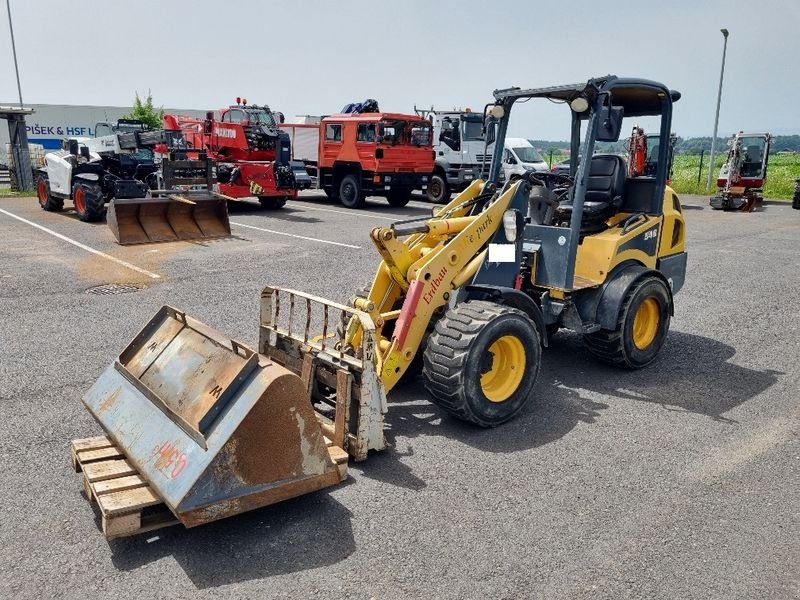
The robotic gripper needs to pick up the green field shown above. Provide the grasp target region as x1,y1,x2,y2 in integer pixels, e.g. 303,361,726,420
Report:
670,153,800,199
545,152,800,199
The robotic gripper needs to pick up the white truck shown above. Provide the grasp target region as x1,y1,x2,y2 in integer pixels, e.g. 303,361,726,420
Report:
415,107,490,203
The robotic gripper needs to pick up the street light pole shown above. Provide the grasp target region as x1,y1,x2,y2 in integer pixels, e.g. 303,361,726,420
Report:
5,0,23,107
707,28,729,188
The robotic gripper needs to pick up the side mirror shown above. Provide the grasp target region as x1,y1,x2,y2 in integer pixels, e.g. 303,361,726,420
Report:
596,106,625,142
68,139,79,156
505,152,517,165
80,146,90,160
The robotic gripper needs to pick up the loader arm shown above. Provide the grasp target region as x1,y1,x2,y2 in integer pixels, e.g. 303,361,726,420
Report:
349,179,522,393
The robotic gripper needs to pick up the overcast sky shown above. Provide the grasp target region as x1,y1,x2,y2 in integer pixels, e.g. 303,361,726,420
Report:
1,0,797,139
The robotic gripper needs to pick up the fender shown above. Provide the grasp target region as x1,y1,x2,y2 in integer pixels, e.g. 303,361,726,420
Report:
592,262,674,331
462,284,549,347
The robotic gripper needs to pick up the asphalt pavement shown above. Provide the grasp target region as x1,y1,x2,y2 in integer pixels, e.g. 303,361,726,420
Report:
0,191,797,599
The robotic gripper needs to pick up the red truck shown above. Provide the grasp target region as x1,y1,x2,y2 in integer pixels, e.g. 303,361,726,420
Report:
282,111,434,209
164,99,310,208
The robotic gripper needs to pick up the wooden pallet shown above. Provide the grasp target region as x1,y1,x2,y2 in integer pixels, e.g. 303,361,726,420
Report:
71,435,349,540
71,436,179,540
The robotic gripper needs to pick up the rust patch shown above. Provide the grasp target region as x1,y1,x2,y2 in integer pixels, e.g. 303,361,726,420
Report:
96,388,121,415
226,372,332,486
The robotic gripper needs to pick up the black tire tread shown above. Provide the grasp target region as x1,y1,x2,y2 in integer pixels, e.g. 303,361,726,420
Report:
74,181,106,222
423,300,536,426
583,275,667,368
259,196,287,209
37,173,64,212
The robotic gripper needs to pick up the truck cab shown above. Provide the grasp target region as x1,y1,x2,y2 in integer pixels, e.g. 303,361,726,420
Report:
501,137,549,179
417,107,488,203
318,112,434,209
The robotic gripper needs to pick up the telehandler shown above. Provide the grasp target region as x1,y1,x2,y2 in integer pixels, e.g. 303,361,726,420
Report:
72,76,687,538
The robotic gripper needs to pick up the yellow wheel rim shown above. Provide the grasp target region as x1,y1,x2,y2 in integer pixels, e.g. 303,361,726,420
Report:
480,335,526,403
632,297,660,350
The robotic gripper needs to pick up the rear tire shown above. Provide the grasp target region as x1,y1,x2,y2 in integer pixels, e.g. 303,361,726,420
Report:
423,300,541,427
37,173,63,212
386,187,411,208
259,196,287,209
584,275,671,368
72,181,106,222
339,174,365,209
426,174,450,204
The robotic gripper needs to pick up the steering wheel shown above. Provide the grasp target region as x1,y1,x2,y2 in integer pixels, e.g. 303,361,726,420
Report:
523,170,574,188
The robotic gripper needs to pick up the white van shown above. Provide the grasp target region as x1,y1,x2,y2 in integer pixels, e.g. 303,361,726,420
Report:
502,138,549,179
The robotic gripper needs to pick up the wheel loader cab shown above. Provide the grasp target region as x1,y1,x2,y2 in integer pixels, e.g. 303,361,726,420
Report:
480,76,687,364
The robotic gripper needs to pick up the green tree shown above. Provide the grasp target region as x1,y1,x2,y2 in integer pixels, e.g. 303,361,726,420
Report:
121,91,164,129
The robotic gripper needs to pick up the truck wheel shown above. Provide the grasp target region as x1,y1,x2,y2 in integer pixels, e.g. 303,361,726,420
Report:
339,175,365,209
584,275,671,368
423,300,541,427
37,173,63,212
72,181,106,222
426,174,450,204
386,188,411,208
259,196,287,209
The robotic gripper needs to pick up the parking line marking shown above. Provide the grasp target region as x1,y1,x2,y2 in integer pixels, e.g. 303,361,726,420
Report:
0,208,162,279
230,221,361,248
291,204,409,221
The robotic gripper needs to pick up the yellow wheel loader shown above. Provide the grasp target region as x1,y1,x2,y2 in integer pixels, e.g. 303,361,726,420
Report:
73,76,687,538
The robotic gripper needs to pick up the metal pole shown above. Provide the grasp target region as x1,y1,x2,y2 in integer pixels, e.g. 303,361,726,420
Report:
707,28,729,188
698,149,704,184
5,0,23,107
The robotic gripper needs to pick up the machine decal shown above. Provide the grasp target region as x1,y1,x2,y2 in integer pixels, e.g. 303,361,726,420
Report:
422,266,449,305
619,225,660,256
153,441,188,479
249,181,264,195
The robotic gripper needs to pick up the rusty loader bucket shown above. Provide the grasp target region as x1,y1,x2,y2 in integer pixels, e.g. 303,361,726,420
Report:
82,306,345,529
106,192,231,245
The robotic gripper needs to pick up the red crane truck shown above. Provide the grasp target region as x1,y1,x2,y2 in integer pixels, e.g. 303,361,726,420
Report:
164,99,310,209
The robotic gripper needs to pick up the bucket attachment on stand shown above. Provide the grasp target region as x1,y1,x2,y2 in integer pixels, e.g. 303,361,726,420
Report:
106,193,231,245
82,306,345,529
258,286,389,461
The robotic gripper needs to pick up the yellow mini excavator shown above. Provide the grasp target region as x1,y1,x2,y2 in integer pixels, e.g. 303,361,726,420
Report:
73,76,686,538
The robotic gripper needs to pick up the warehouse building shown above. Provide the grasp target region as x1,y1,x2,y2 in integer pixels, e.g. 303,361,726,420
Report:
0,102,207,150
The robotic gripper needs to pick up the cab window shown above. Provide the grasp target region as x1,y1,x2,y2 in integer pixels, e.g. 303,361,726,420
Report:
222,109,246,123
325,123,342,142
356,123,375,142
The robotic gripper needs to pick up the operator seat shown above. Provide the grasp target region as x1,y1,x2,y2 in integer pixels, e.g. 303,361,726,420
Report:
557,154,626,232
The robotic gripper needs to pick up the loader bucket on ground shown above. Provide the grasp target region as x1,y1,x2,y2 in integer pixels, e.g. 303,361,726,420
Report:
82,306,345,528
107,193,231,245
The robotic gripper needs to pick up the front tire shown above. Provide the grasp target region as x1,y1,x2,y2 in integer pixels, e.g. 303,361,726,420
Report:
37,173,63,212
584,275,671,368
339,174,365,209
423,300,541,427
72,181,106,222
426,174,450,204
259,196,287,209
386,187,411,208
